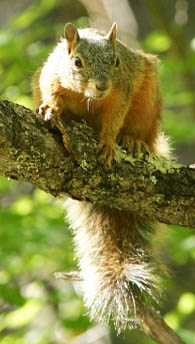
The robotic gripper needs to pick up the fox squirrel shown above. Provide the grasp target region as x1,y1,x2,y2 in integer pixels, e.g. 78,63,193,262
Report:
32,23,170,332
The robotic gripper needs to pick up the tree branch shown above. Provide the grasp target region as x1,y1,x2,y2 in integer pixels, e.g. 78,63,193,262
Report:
0,99,195,228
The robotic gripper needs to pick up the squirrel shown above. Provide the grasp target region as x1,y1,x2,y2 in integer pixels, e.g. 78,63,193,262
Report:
32,22,170,332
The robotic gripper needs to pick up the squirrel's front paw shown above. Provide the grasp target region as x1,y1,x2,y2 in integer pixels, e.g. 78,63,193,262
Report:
38,103,58,121
98,140,116,166
121,135,150,158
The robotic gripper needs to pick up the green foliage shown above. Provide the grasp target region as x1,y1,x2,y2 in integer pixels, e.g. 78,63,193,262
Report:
0,0,194,343
0,0,72,109
0,184,90,343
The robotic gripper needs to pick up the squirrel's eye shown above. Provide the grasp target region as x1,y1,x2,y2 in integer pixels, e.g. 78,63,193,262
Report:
75,56,83,67
115,57,120,67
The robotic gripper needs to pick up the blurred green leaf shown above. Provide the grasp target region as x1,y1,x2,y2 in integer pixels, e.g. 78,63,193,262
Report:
143,31,172,52
177,293,195,315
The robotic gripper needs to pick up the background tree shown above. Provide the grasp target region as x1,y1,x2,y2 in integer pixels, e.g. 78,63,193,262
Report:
0,1,194,343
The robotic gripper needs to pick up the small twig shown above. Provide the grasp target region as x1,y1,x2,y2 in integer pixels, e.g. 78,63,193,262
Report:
54,271,82,281
54,270,185,344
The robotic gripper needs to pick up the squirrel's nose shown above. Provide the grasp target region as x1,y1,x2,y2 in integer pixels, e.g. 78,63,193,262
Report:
95,80,109,92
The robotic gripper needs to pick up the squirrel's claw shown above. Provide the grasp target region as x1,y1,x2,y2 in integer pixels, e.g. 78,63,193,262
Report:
121,135,133,153
38,104,71,153
98,141,116,166
38,103,58,121
121,135,150,158
134,139,150,158
39,103,50,120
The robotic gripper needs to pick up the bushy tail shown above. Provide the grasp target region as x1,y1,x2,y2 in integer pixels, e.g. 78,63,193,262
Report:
65,198,162,332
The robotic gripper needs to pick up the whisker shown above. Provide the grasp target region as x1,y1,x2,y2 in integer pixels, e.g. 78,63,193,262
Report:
91,98,94,115
81,97,87,103
87,98,90,112
90,98,94,115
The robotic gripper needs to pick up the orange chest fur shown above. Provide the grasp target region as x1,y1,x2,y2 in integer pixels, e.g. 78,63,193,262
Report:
60,90,118,132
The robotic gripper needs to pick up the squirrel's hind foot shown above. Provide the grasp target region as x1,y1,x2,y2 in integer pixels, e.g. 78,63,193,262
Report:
121,135,150,158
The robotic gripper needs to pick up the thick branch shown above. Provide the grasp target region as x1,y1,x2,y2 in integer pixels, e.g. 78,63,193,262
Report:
0,100,195,227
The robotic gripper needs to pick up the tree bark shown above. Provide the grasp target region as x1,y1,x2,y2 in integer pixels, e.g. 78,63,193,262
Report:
0,100,195,228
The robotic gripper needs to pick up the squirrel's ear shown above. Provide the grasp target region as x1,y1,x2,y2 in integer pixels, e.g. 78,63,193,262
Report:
64,23,80,53
106,22,117,45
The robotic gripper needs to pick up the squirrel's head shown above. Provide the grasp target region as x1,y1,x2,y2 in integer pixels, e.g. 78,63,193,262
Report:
63,22,120,99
